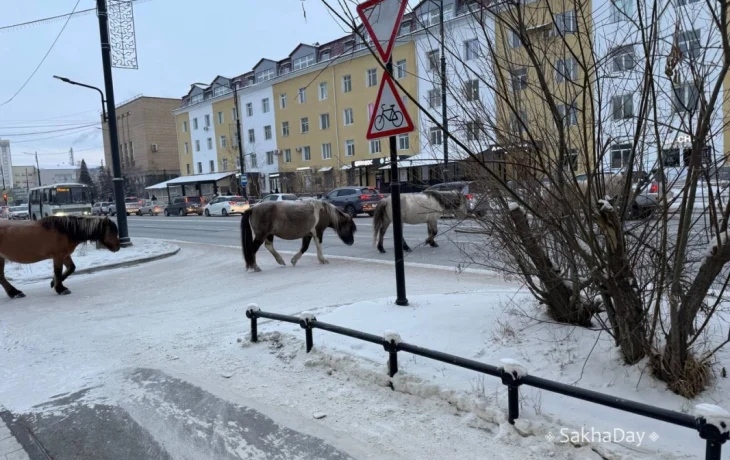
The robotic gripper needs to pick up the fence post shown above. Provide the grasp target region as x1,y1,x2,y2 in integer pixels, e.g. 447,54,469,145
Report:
299,312,316,353
383,331,402,378
499,359,528,425
245,304,260,342
695,405,730,460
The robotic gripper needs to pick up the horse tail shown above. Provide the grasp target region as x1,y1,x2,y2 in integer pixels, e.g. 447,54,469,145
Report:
372,199,388,246
241,209,256,270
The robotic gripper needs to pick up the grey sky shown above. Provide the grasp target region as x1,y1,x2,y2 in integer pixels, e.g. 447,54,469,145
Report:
0,0,352,168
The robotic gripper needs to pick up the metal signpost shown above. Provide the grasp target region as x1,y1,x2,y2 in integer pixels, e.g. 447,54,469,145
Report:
357,0,413,306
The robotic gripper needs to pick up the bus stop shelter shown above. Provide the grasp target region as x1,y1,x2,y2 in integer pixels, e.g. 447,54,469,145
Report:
146,172,237,203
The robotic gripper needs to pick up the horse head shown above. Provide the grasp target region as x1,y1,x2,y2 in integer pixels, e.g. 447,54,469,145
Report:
334,208,357,246
100,217,121,252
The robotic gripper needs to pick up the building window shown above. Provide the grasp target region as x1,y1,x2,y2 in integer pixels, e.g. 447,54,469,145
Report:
222,158,229,170
320,49,331,61
369,139,381,154
429,127,443,145
319,82,328,100
396,60,407,79
267,151,275,165
191,94,203,104
679,30,701,60
246,102,253,116
342,75,352,93
301,117,309,133
464,39,479,60
322,143,332,160
251,153,258,168
298,88,307,103
564,149,578,171
509,30,521,49
204,114,210,127
193,118,199,130
236,157,241,168
398,134,409,150
195,140,200,152
464,80,479,102
182,121,188,132
611,46,635,72
554,11,577,35
264,125,272,140
557,104,578,126
677,0,700,5
209,160,215,172
197,162,203,173
673,82,700,112
320,113,330,130
556,58,578,82
184,142,189,153
293,53,315,70
510,111,528,134
217,111,224,124
279,64,291,75
399,21,411,36
248,129,255,143
345,140,355,156
367,68,378,87
611,142,632,169
284,149,292,163
186,164,191,175
428,88,441,108
611,0,633,22
262,98,270,113
280,93,287,109
344,108,354,125
207,138,213,149
302,146,311,161
612,95,633,120
220,135,227,148
466,120,482,141
427,50,439,70
663,148,681,167
282,121,290,137
512,68,528,91
232,107,238,120
256,68,275,83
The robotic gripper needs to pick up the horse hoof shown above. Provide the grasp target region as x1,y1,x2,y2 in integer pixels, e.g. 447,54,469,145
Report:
58,289,71,296
378,249,386,254
291,259,298,267
277,260,286,266
253,267,262,273
319,259,330,265
11,292,25,299
50,280,55,288
432,243,439,248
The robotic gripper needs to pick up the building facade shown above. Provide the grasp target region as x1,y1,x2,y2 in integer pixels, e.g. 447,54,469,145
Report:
39,167,78,185
0,139,14,190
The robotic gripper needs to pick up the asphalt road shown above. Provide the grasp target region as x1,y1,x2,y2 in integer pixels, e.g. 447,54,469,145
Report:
121,214,485,269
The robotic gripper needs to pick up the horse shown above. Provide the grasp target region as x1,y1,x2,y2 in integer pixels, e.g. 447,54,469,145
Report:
0,216,121,298
373,190,467,253
240,200,356,272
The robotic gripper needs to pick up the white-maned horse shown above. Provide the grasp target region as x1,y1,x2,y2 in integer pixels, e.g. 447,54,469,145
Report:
372,190,467,253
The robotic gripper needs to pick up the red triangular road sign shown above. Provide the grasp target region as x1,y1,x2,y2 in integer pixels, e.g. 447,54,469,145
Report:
356,0,409,62
366,73,414,140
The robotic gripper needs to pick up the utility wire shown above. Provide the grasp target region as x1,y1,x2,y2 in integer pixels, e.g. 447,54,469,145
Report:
0,0,82,108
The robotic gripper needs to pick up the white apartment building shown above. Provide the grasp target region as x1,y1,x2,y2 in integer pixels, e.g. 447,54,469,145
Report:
239,82,281,193
0,139,14,190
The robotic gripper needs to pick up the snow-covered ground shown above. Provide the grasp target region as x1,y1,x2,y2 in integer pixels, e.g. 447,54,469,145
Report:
5,237,179,283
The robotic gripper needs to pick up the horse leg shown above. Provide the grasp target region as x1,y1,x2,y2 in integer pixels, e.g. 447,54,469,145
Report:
291,235,312,266
50,255,76,288
426,219,439,248
402,223,412,252
52,256,71,295
250,237,264,272
377,218,390,254
312,230,329,265
0,258,24,299
264,235,286,266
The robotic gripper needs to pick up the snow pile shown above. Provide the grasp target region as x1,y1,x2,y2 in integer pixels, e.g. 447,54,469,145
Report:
508,202,521,212
246,303,260,314
695,404,730,434
705,232,728,257
300,311,316,322
597,199,614,212
383,330,402,345
6,237,178,283
500,358,528,379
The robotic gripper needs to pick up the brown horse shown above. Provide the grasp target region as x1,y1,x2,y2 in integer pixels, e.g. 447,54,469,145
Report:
0,216,121,298
240,200,356,272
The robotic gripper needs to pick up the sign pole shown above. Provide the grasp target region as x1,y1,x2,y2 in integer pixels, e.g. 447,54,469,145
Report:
385,59,408,306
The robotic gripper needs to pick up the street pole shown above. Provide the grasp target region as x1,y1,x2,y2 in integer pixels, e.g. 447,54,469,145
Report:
233,86,246,197
386,58,408,306
96,0,131,247
35,152,41,186
439,0,449,183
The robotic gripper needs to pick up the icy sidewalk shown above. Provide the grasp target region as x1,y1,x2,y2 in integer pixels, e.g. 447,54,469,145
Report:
6,237,179,283
263,289,730,459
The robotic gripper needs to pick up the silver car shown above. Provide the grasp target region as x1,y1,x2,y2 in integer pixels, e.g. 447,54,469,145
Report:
138,200,164,216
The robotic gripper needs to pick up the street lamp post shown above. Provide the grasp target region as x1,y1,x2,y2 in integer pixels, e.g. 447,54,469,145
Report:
438,0,449,183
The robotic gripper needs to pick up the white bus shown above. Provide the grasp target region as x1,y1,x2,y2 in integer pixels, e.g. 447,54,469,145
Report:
28,183,93,220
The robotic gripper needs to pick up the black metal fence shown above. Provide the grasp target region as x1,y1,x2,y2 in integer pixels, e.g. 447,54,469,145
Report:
245,306,730,460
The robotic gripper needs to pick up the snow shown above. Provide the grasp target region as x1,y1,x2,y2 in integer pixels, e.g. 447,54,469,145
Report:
508,202,521,212
246,303,260,314
597,199,614,212
383,330,402,345
300,311,316,322
695,404,730,434
5,237,178,283
706,232,728,257
500,358,528,379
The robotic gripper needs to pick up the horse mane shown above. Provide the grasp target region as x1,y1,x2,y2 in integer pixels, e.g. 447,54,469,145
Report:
39,216,110,243
423,190,462,210
316,201,347,229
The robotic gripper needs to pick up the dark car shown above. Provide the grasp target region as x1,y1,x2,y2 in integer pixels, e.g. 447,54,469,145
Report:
425,181,487,216
322,187,384,217
164,196,204,216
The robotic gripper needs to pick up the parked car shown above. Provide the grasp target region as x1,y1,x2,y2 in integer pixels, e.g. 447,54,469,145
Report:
138,200,164,216
164,196,204,216
255,193,299,205
574,171,671,219
110,197,142,216
424,181,486,216
8,206,29,220
92,201,113,216
322,187,384,217
204,196,249,217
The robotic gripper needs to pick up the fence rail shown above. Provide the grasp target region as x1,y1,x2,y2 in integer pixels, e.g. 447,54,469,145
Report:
245,306,729,460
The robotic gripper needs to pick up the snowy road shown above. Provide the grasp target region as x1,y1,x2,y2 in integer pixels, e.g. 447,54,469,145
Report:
1,242,528,460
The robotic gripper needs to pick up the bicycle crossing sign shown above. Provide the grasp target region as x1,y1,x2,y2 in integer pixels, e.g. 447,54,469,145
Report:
366,73,414,140
356,0,409,62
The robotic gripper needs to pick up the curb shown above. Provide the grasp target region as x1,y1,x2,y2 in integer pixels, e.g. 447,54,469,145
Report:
454,227,487,234
12,247,181,284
